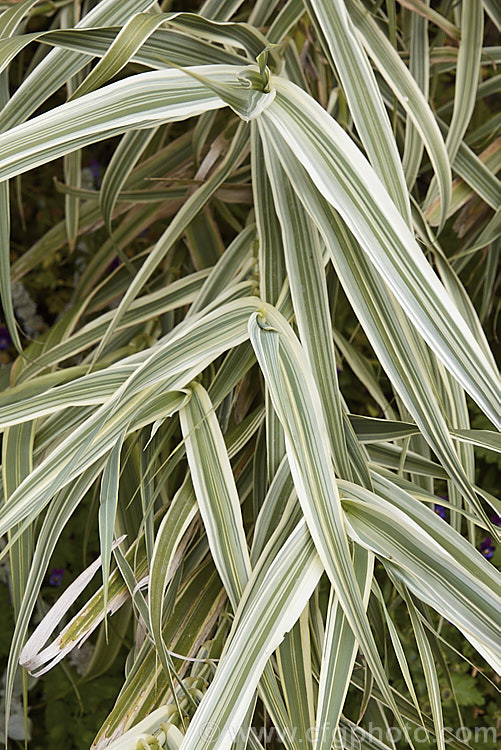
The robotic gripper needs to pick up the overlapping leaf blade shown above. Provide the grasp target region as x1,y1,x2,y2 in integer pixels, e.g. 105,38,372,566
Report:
0,1,498,747
260,81,499,426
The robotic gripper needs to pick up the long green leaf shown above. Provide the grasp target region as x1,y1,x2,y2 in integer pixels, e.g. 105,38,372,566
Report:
260,143,488,520
99,428,127,620
260,82,499,425
346,0,451,229
340,481,500,671
0,66,245,182
314,546,373,749
304,0,412,224
180,382,251,609
249,305,411,737
0,0,157,131
259,131,352,480
182,520,323,750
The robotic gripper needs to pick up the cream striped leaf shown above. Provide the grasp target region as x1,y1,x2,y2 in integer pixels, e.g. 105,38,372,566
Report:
259,144,488,520
99,427,127,619
182,520,323,750
0,66,245,182
304,0,412,224
260,83,500,426
249,306,411,735
346,0,451,229
314,546,373,749
180,382,251,610
340,481,500,671
0,0,157,131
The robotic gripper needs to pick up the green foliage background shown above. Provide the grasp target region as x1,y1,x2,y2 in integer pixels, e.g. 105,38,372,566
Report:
0,0,499,748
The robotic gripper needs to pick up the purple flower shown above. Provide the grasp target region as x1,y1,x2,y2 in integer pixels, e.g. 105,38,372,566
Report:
109,255,120,271
434,504,447,520
88,158,101,187
49,568,65,587
491,514,501,528
479,537,495,561
0,326,11,350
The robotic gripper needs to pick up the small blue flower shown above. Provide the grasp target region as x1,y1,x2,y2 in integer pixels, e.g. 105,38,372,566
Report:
491,514,501,528
88,158,101,187
0,326,11,350
434,504,447,520
49,568,65,587
479,537,495,561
